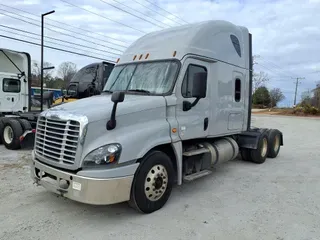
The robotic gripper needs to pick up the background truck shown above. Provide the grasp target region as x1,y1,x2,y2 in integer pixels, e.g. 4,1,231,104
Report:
0,48,114,150
30,20,284,214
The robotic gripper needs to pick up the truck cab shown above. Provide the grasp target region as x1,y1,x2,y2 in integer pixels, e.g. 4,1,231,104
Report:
0,49,30,113
53,61,115,105
30,20,283,214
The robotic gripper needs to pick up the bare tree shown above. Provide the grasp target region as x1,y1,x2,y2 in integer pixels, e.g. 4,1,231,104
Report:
31,60,54,86
253,71,269,93
269,88,285,107
57,62,77,85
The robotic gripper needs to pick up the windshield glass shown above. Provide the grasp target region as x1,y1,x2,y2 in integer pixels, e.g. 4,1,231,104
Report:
70,64,98,83
103,60,179,95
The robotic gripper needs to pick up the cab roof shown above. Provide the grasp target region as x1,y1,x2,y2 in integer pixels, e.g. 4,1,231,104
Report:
118,20,249,69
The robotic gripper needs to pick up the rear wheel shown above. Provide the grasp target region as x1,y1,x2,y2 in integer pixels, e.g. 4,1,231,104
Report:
250,133,269,164
17,119,32,131
267,129,281,158
241,148,252,161
2,118,23,150
129,150,174,214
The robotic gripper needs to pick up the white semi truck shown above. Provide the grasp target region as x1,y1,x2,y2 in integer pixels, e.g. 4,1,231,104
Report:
30,20,284,214
0,48,114,150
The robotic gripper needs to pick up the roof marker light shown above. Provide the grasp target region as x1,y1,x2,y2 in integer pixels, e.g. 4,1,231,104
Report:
173,51,177,57
139,54,143,60
145,53,149,59
133,55,137,60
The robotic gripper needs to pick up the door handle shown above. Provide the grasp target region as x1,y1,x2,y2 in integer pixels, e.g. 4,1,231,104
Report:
204,117,209,131
11,97,14,102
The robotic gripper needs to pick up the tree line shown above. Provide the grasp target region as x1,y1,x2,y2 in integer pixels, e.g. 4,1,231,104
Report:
31,61,78,89
252,70,285,108
300,82,320,109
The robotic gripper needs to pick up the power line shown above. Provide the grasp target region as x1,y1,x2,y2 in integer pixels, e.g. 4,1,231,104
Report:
0,28,117,60
131,0,183,26
256,63,293,79
258,56,298,78
59,0,145,34
0,24,121,57
0,9,125,52
0,34,116,62
142,0,188,24
99,0,168,29
0,10,125,53
0,3,130,46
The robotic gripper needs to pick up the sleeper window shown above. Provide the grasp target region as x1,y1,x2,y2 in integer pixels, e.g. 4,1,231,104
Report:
3,78,21,93
182,64,207,98
234,78,241,102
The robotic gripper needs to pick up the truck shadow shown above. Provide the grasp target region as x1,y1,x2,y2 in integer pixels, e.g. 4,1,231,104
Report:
39,156,259,220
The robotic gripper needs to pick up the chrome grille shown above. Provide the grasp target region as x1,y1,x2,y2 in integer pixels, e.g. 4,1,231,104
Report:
35,116,80,165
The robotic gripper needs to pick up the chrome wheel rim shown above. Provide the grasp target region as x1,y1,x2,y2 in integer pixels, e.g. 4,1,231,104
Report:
274,135,280,153
3,126,13,144
261,138,268,157
144,164,168,201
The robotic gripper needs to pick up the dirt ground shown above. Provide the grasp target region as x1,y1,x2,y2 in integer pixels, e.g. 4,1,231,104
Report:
0,114,320,240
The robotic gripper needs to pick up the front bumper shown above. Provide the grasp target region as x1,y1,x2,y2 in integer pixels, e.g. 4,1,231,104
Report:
30,159,134,205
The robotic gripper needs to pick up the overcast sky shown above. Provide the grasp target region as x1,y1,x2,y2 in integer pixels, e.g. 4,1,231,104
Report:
0,0,319,106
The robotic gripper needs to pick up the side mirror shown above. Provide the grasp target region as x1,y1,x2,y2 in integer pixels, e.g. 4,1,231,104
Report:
183,72,207,111
111,91,125,103
107,91,125,130
191,72,207,98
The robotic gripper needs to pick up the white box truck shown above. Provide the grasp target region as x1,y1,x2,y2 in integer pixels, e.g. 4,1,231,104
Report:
30,20,284,214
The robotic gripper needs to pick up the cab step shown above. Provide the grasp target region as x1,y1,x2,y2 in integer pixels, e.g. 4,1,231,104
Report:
183,170,212,182
183,147,210,157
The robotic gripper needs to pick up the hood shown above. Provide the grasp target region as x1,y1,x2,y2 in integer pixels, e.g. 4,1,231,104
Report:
47,93,167,122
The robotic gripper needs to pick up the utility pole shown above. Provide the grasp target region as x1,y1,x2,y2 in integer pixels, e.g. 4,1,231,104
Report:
41,10,55,112
292,77,305,106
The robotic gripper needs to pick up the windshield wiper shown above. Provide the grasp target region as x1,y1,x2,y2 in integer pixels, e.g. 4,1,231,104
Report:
127,89,151,94
103,90,113,93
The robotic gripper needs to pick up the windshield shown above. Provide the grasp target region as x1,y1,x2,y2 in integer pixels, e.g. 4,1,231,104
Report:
103,60,179,95
70,64,98,83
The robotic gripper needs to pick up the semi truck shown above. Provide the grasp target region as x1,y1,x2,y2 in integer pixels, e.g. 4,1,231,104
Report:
30,20,284,214
0,48,114,150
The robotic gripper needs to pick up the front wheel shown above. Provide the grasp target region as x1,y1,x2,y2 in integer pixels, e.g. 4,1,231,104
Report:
129,150,175,214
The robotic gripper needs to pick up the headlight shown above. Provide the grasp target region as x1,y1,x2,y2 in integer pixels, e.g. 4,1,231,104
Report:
83,143,121,167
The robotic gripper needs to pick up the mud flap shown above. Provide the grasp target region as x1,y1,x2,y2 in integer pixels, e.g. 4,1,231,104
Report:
20,131,35,149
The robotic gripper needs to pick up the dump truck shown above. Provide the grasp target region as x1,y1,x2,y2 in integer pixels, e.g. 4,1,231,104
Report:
30,20,284,214
0,48,114,150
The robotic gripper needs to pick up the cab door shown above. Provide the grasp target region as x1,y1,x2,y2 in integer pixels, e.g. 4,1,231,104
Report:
175,58,211,140
0,77,25,112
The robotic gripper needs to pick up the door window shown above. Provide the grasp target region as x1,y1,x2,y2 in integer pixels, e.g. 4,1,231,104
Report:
181,64,207,98
3,78,21,93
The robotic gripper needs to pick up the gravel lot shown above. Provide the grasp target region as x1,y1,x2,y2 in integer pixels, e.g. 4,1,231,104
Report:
0,114,319,240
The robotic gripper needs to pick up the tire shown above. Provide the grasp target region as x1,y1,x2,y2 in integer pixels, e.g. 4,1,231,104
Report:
267,129,281,158
17,119,32,131
2,118,23,150
250,132,269,164
241,148,253,162
129,150,175,214
0,118,4,144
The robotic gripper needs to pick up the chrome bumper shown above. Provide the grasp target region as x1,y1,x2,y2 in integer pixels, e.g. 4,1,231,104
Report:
30,159,134,205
